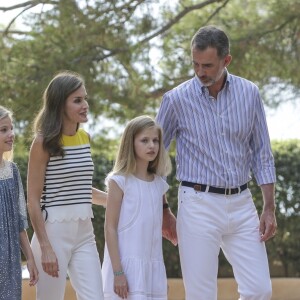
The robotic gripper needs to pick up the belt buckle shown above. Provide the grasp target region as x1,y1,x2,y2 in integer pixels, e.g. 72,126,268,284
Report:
194,184,201,192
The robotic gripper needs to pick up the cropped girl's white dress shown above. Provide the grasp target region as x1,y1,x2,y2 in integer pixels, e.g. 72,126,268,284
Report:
102,174,169,300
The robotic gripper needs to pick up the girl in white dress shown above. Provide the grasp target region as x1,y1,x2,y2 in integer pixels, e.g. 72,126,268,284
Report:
102,115,172,300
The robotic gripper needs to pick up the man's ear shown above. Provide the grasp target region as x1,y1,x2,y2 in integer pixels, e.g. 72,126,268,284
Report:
224,54,232,67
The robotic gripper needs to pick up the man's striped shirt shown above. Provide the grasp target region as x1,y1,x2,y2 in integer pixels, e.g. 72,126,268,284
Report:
156,73,276,188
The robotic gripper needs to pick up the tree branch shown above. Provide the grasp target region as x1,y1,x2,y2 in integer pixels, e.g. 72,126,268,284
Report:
203,0,230,25
93,0,147,16
3,5,35,36
135,0,229,45
1,1,58,36
234,16,298,43
92,0,229,61
0,30,30,35
0,0,57,11
0,1,36,11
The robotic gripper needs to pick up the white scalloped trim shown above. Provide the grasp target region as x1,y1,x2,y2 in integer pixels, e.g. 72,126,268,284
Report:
44,206,94,223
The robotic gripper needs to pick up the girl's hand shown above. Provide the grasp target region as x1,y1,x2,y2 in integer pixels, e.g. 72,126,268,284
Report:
114,274,128,299
27,259,39,286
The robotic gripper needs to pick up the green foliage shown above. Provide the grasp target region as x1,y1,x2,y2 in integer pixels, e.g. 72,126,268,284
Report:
218,140,300,277
91,154,114,259
13,139,300,277
2,0,300,277
0,0,165,132
160,0,300,108
268,140,300,276
1,0,299,135
91,134,120,160
92,139,300,278
163,156,182,277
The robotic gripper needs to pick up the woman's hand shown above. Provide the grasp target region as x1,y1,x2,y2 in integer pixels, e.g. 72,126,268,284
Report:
41,246,59,277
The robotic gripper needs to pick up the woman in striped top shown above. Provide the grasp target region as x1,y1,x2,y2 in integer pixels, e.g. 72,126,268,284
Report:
27,71,106,300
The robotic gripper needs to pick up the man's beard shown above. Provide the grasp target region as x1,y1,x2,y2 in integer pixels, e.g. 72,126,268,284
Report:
199,76,215,87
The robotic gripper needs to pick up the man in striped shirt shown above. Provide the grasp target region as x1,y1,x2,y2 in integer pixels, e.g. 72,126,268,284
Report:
157,25,276,300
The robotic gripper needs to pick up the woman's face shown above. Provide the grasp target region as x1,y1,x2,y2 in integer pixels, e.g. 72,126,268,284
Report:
64,85,89,125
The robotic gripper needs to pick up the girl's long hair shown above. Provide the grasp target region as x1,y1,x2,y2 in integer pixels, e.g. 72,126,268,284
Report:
33,70,84,156
112,115,171,177
0,105,13,161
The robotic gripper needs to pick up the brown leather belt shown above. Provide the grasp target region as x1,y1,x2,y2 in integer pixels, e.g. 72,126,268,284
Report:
181,181,248,195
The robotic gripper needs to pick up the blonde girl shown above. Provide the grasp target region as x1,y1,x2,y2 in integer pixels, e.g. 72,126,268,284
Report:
0,106,38,300
102,115,172,300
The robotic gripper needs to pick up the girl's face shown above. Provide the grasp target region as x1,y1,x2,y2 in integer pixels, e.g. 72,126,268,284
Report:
134,127,160,164
64,85,89,126
0,116,14,156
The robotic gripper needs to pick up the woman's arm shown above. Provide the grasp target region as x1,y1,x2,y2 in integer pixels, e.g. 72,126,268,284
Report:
92,187,107,206
104,179,128,298
88,130,107,206
20,230,39,286
27,136,59,277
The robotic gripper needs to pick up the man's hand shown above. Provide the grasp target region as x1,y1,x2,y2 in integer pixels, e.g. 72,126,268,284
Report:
259,183,277,242
162,209,177,246
260,208,277,242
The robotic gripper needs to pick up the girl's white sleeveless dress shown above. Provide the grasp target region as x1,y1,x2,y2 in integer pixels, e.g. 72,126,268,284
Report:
102,174,169,300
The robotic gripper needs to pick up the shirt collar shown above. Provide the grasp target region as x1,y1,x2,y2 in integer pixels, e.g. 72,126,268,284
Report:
194,68,231,93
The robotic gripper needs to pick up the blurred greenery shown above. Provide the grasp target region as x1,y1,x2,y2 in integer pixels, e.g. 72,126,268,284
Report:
0,0,299,136
2,0,299,279
15,139,300,278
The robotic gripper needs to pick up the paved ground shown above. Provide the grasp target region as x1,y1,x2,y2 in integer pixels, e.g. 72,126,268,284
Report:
22,278,300,300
